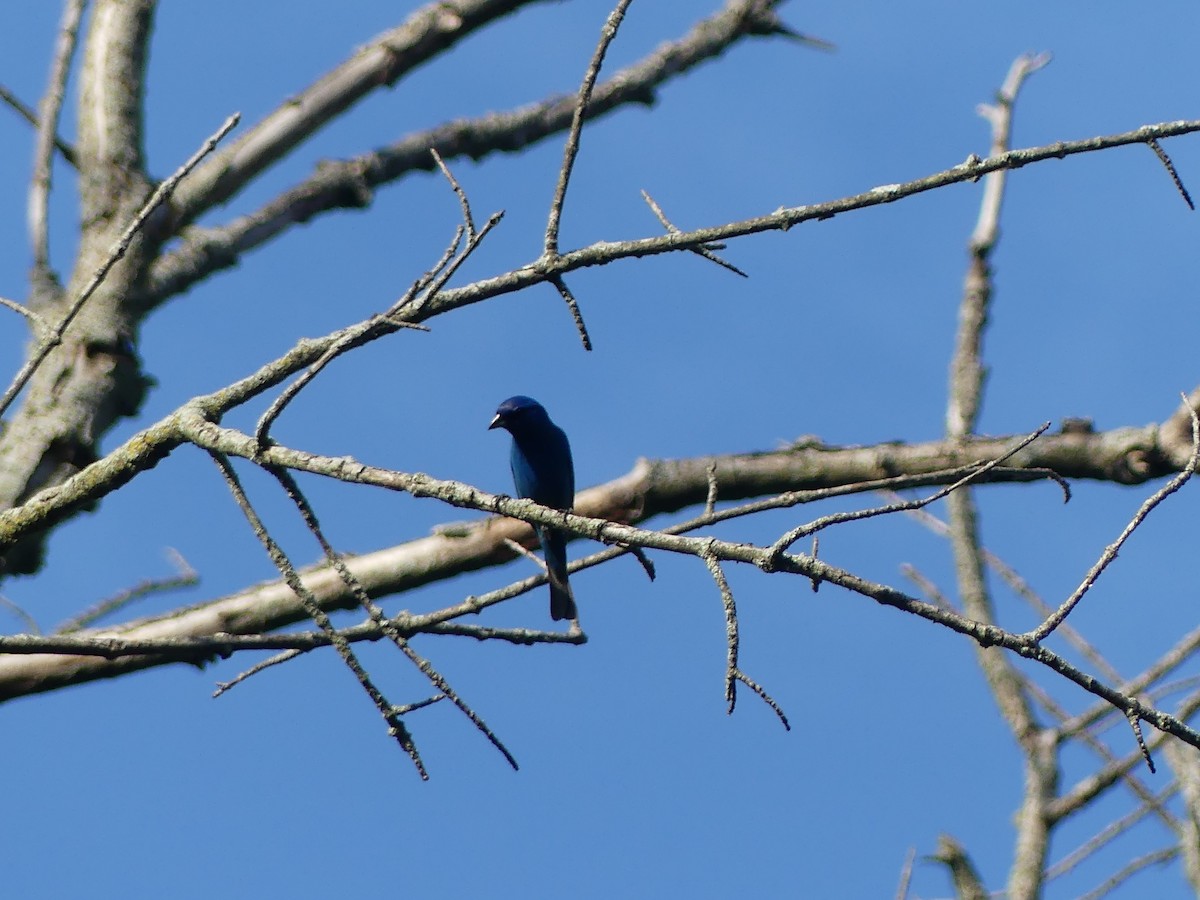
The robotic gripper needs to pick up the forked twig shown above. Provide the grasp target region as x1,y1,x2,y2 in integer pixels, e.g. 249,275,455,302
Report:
642,190,747,277
702,544,789,729
0,296,52,334
253,209,502,447
207,451,428,779
267,465,520,771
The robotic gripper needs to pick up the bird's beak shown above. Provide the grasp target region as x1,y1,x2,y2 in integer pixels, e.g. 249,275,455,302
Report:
487,413,503,430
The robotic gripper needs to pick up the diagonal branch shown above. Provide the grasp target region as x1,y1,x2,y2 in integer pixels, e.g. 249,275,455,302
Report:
163,0,552,231
143,0,806,308
0,84,78,166
266,464,520,771
208,451,428,777
1028,402,1200,642
544,0,633,255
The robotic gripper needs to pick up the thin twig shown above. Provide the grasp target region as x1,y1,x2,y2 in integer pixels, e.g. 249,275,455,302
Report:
767,423,1054,563
1127,710,1155,774
0,595,41,634
213,649,301,697
390,695,447,716
544,0,634,256
430,147,475,237
642,189,747,277
894,847,916,900
705,462,719,517
734,670,790,731
55,548,198,633
703,545,740,713
29,0,86,275
1147,138,1194,209
1077,847,1178,900
0,83,77,166
1029,400,1200,642
0,297,52,335
1046,783,1178,881
626,546,656,582
547,275,592,351
699,543,787,728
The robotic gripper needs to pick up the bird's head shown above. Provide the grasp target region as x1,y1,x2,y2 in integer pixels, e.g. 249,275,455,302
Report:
488,395,548,433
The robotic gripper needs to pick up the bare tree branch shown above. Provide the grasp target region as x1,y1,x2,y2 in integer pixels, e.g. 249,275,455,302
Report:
141,0,824,307
0,113,239,422
163,0,552,232
0,0,159,577
544,0,633,255
208,450,428,778
1163,740,1200,893
1027,402,1198,642
944,55,1051,900
931,834,988,900
29,0,87,280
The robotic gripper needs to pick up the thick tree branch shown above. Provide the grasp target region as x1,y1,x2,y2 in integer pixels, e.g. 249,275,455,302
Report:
162,0,551,232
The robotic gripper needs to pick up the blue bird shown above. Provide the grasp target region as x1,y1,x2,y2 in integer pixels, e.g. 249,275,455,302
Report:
489,395,577,621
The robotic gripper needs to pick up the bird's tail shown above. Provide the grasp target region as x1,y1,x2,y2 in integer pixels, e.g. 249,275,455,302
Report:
541,527,577,621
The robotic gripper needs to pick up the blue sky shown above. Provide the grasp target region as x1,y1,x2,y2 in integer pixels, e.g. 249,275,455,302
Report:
1,2,1198,898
